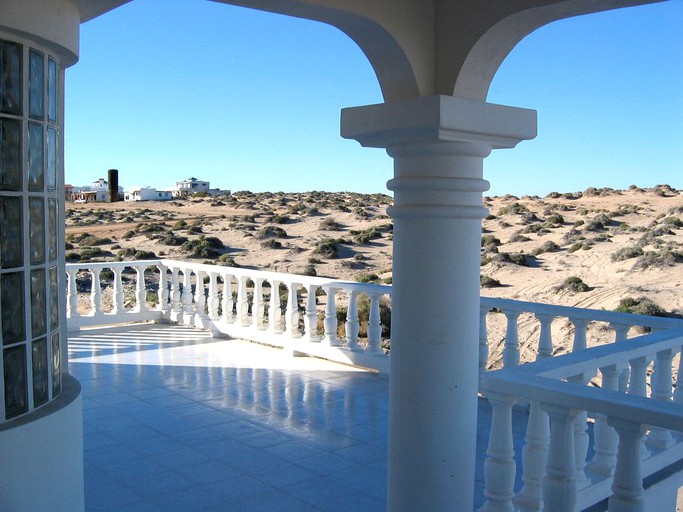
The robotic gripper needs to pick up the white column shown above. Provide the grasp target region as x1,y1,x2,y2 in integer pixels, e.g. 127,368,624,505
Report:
342,95,536,512
111,267,124,314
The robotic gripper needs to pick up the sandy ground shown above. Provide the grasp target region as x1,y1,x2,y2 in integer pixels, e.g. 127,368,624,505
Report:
66,186,682,365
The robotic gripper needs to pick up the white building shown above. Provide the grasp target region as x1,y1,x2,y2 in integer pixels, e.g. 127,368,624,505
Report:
124,186,173,201
0,2,679,512
71,178,122,202
173,177,211,197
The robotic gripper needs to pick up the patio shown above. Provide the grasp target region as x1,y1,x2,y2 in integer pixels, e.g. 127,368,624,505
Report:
70,322,525,511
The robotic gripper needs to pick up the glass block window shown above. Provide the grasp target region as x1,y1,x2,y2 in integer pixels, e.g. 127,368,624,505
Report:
1,36,62,422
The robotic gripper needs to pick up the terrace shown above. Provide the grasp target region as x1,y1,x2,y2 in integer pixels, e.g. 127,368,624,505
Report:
67,259,683,511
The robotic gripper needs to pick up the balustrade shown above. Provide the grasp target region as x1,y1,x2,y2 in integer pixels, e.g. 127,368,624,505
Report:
480,328,683,512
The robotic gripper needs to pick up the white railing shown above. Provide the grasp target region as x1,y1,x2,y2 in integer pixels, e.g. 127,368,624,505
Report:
66,259,683,376
479,327,683,512
66,259,391,372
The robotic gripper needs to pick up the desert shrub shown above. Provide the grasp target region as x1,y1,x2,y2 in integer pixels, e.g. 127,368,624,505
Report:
520,223,549,235
160,233,188,246
572,220,585,228
136,222,166,234
217,254,239,267
302,265,317,277
508,233,530,243
320,217,342,230
614,297,667,317
307,257,322,264
662,216,683,228
520,212,540,224
484,214,497,220
531,241,561,256
584,213,612,232
491,252,531,266
77,235,111,246
356,272,379,283
568,242,593,253
272,214,290,224
632,249,683,269
562,276,590,292
481,235,501,247
258,225,287,239
611,246,643,262
181,236,224,258
544,214,565,225
352,228,382,244
313,238,339,259
497,202,529,216
480,275,502,288
187,225,203,234
261,239,283,249
173,220,187,230
192,191,210,198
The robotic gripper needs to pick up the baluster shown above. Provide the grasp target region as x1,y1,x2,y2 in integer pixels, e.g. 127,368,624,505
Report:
535,313,554,359
607,419,646,512
170,266,182,313
367,293,382,353
221,273,235,323
514,401,550,512
322,286,338,346
111,266,124,314
302,284,319,341
181,269,193,315
253,278,266,329
627,356,650,459
541,404,580,512
674,347,683,407
479,392,516,512
479,306,489,379
194,270,206,318
611,322,631,392
588,364,620,476
89,267,102,315
207,272,220,320
267,279,282,333
502,310,520,368
134,265,147,312
286,282,300,337
237,275,250,326
570,317,588,352
66,268,79,319
345,290,360,350
569,374,590,489
647,349,674,449
156,264,168,312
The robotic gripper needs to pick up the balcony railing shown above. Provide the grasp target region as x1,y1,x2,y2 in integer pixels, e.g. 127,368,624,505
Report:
66,258,683,510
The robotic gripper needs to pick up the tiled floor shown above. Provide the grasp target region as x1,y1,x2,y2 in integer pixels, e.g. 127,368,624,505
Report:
69,323,518,511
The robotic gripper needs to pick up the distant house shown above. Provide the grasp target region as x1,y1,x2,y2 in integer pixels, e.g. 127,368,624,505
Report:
71,178,122,202
124,187,173,202
172,177,229,197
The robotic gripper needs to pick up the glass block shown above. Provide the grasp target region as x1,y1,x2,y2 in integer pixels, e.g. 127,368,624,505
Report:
48,57,57,123
0,40,22,116
29,197,45,264
47,127,57,191
28,123,44,192
29,49,44,120
4,345,27,419
30,268,46,337
49,266,58,330
32,337,48,406
51,332,60,396
0,196,23,268
48,198,57,261
1,118,21,191
1,272,25,345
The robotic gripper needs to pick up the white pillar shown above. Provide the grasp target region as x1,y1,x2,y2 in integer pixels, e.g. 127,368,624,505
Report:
342,95,536,512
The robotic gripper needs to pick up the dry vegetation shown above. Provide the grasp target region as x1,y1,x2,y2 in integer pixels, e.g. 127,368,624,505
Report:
66,185,682,364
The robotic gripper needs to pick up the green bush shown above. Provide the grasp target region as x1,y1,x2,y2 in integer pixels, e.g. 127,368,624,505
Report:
313,238,339,259
611,246,643,262
614,297,667,317
562,276,589,292
356,272,379,283
480,275,502,288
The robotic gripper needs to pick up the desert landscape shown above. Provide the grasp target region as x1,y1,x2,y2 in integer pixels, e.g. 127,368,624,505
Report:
65,184,682,368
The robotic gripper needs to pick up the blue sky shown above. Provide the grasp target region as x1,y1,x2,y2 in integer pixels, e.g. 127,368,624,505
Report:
65,0,682,197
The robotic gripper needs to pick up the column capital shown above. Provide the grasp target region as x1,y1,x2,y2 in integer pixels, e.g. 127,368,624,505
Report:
341,95,537,150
